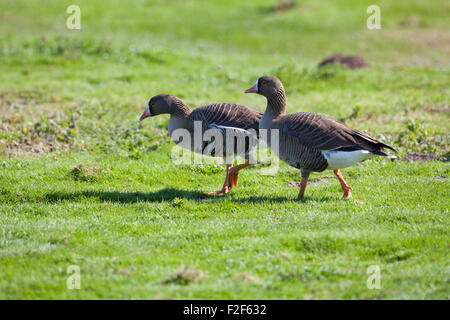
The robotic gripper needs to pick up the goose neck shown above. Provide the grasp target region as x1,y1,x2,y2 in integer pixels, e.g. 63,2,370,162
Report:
168,101,191,136
266,89,286,117
171,100,192,118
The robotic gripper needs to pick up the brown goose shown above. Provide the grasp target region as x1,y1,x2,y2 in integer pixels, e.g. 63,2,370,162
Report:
245,76,396,200
139,94,262,194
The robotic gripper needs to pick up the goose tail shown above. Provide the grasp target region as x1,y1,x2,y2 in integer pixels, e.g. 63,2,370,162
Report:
378,142,397,154
370,147,397,159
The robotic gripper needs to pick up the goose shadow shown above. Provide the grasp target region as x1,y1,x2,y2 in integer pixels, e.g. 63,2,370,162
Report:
43,187,325,204
45,188,210,203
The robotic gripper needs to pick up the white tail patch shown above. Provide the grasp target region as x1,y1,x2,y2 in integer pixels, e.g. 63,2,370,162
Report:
322,150,374,170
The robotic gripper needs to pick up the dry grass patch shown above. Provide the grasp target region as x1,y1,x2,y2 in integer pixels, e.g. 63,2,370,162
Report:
233,272,259,283
163,265,206,285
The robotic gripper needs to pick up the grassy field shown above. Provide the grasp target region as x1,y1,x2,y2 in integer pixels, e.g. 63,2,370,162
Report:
0,0,449,299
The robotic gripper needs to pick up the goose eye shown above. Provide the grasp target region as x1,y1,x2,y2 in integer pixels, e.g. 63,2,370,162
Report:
260,80,266,86
150,101,155,107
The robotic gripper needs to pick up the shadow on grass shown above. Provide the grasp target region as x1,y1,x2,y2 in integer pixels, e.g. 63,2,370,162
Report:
45,188,209,203
43,187,306,204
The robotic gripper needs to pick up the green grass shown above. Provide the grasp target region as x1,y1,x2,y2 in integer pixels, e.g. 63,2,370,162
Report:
0,0,449,299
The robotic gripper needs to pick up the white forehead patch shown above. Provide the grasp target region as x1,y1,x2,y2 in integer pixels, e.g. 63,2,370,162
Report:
255,79,259,91
146,99,152,116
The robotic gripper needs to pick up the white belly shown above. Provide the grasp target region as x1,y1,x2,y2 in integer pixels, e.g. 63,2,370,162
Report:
322,150,374,170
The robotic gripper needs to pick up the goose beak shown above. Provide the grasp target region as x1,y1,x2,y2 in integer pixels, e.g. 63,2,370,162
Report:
139,109,151,121
245,82,258,93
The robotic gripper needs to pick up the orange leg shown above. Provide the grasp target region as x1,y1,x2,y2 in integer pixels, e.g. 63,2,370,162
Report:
295,177,308,201
333,169,352,198
228,162,251,188
208,164,233,195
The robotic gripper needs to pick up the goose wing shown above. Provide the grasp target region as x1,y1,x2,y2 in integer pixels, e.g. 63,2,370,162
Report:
280,112,396,155
187,103,261,158
188,103,262,132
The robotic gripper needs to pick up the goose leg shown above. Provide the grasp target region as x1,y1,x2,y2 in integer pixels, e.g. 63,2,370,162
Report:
295,177,308,200
228,162,251,187
333,169,352,198
295,170,310,201
208,164,233,195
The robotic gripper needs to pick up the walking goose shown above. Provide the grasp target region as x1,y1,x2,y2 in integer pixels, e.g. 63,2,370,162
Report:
139,94,262,194
245,76,396,200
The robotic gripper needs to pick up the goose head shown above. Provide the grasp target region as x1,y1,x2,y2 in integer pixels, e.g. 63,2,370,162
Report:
245,75,284,98
139,94,185,121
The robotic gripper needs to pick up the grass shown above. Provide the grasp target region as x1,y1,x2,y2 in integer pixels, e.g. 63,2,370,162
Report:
0,0,449,299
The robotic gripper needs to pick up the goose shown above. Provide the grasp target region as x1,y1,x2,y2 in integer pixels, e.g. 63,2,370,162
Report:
139,94,262,194
245,76,396,200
